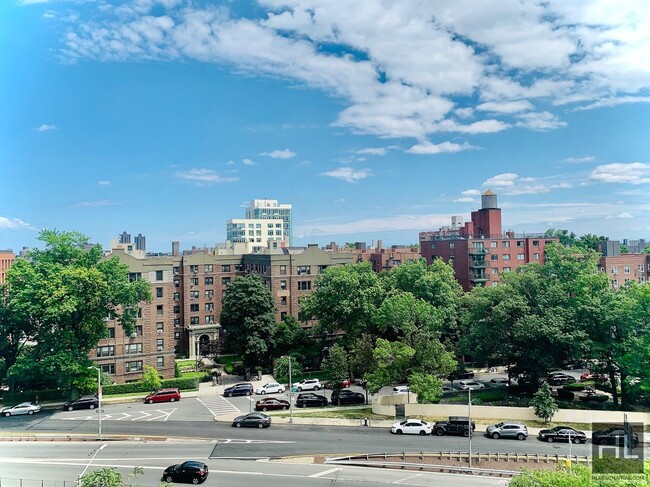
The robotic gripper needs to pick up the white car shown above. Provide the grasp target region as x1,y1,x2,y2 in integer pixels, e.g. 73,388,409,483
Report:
255,382,285,395
391,419,432,435
457,380,485,390
292,379,322,391
391,385,410,395
1,402,42,417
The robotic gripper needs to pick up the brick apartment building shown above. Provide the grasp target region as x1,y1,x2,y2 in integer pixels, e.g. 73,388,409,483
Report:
419,190,558,291
93,243,353,383
327,241,421,272
596,240,649,287
0,249,15,285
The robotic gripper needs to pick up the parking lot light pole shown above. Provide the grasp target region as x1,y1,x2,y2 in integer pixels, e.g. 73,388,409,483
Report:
288,356,293,424
87,366,102,439
468,388,472,468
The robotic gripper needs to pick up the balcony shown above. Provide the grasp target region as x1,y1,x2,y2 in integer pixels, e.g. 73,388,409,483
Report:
469,259,488,268
468,248,488,255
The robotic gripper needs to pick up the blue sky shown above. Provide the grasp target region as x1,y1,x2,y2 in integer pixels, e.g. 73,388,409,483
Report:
2,0,649,253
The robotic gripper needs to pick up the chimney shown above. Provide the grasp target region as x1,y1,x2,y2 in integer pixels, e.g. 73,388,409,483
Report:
172,241,179,256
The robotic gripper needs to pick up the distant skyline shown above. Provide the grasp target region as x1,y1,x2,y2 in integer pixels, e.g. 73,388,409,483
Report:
1,0,649,252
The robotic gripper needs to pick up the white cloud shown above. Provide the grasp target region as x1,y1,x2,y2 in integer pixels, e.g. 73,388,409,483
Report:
453,197,475,203
461,189,481,196
320,167,371,182
481,173,575,195
572,96,650,112
405,140,477,155
515,111,567,131
98,180,111,186
357,147,386,156
616,212,633,219
590,163,650,185
483,173,519,188
242,158,255,165
261,149,296,159
477,100,534,114
562,156,596,164
74,200,120,207
334,198,345,203
175,168,239,184
0,216,33,229
36,123,57,132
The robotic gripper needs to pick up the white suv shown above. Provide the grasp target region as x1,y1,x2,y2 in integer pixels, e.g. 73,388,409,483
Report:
457,380,485,390
255,382,285,395
292,379,322,391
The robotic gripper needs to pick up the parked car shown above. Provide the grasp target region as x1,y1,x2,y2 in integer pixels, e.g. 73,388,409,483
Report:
223,383,253,397
433,416,476,437
486,422,528,440
162,461,209,484
144,388,181,404
489,377,515,386
232,412,272,428
441,385,453,393
391,385,410,395
457,380,485,390
447,371,475,381
580,371,608,382
295,393,328,408
592,427,639,447
538,426,587,444
547,374,577,386
330,389,365,405
1,402,42,417
391,419,432,435
292,379,322,391
63,395,99,411
324,378,351,389
255,382,285,395
255,397,290,411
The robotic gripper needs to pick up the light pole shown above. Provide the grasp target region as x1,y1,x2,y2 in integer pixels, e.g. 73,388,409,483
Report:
77,443,106,485
87,366,102,439
468,388,473,468
287,356,293,424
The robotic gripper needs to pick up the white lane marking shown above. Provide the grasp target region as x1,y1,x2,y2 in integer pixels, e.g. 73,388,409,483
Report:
309,467,340,478
129,411,151,421
113,413,132,421
392,473,423,484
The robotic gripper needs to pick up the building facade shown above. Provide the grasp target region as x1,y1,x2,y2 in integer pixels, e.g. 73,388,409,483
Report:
328,241,421,272
245,199,293,245
597,240,650,287
226,218,287,253
0,249,16,285
419,190,558,291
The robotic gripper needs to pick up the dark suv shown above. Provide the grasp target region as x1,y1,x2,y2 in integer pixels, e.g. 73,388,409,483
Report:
63,395,99,411
434,416,476,437
295,393,328,408
224,383,253,397
330,389,365,405
447,371,475,381
162,461,209,484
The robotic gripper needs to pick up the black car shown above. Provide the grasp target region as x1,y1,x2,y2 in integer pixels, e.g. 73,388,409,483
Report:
162,461,208,484
433,416,476,437
295,393,328,408
538,426,587,444
330,389,365,405
447,371,474,381
232,412,272,428
592,427,639,447
63,395,99,411
223,383,253,397
547,373,577,386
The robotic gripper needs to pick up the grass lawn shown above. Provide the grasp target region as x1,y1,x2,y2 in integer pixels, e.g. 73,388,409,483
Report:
175,359,197,369
180,371,209,380
273,407,391,420
215,354,239,367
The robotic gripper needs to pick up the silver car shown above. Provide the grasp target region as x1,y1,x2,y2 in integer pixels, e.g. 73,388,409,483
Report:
1,402,42,417
486,422,528,440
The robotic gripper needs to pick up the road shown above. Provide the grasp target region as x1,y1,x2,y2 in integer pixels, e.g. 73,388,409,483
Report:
0,441,510,487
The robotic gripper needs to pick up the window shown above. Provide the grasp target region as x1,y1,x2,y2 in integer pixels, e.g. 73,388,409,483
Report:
205,276,213,285
517,253,525,260
107,327,115,339
222,277,231,286
205,315,214,324
491,268,498,275
280,311,287,320
157,357,164,368
156,305,163,316
96,345,115,357
173,266,180,274
503,267,511,273
280,280,287,290
222,265,231,272
190,316,199,325
490,241,498,248
502,241,510,248
205,303,214,311
173,292,180,301
125,343,143,355
125,361,143,373
190,291,199,299
449,242,455,249
318,265,328,274
298,281,312,290
137,307,142,319
640,276,646,283
624,265,631,274
491,281,498,286
190,265,198,274
297,266,311,275
174,318,181,326
204,264,213,273
106,310,116,321
280,265,286,275
128,272,142,282
612,279,619,287
190,304,199,312
533,253,540,260
473,242,484,250
190,277,199,286
174,331,181,340
491,254,498,260
156,287,163,298
205,289,214,299
156,270,163,281
101,364,115,375
533,240,539,247
280,296,287,305
517,241,524,247
156,338,164,350
638,264,645,272
156,322,164,332
174,279,180,288
173,305,180,314
133,325,143,336
611,266,618,274
502,254,510,261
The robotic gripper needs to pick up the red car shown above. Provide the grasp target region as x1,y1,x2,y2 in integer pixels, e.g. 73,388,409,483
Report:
580,372,608,382
255,397,290,411
144,388,181,404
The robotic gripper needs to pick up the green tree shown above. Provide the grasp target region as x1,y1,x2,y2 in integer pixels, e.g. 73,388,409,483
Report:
620,244,629,254
365,338,415,393
220,274,277,369
642,244,650,253
80,466,147,487
322,344,349,403
544,228,577,247
408,371,443,404
576,233,608,252
273,355,302,383
3,230,150,392
142,365,162,392
531,382,558,423
273,314,321,362
300,262,384,343
349,333,376,382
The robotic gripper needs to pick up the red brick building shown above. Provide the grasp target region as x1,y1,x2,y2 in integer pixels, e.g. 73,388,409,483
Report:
596,240,649,287
419,190,558,291
0,249,15,285
328,241,421,272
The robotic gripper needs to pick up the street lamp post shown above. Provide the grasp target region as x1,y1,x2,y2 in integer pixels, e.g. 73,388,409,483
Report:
78,443,106,485
468,388,473,468
87,366,102,439
288,356,293,424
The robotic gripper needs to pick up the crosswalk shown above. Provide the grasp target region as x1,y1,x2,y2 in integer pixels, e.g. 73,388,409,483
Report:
196,395,240,417
59,408,176,421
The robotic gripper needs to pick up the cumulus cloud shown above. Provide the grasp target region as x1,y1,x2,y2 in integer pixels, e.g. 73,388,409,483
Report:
562,156,596,164
590,163,650,185
175,168,239,184
0,216,33,229
261,149,296,159
242,158,256,165
320,167,371,182
357,147,387,156
405,140,477,155
482,173,574,195
453,197,475,203
462,189,481,196
57,1,650,140
36,123,57,132
483,173,519,188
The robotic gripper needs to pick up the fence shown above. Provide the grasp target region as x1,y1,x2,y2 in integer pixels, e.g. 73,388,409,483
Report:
0,478,76,487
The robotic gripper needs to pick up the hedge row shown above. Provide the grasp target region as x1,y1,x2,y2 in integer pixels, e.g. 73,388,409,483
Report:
1,388,69,405
102,377,199,396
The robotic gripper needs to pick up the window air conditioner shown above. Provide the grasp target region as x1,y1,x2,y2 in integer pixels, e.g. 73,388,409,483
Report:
157,329,163,334
157,346,163,351
131,332,137,338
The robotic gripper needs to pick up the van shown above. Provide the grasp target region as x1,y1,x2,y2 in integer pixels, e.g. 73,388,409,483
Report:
392,385,410,394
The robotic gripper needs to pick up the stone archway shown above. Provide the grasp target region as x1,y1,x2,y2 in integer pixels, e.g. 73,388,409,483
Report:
198,334,210,356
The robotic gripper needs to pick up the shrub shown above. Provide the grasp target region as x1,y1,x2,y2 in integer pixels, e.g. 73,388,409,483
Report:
557,388,575,400
1,388,69,405
223,364,234,374
101,377,198,396
563,383,586,391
